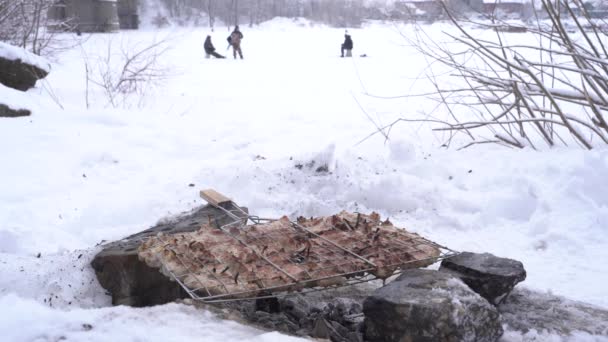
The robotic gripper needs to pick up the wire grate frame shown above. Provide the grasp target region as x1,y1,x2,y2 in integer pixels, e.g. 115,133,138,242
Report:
151,203,459,303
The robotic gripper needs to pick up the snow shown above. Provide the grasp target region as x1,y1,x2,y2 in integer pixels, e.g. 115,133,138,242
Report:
503,330,608,342
0,293,305,342
0,19,607,340
0,84,38,113
482,0,526,3
0,41,51,73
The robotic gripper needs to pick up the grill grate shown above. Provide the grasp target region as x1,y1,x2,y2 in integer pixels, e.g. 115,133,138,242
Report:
139,193,458,303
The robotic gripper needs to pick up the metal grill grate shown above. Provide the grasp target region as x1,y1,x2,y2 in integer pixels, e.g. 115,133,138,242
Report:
140,193,458,303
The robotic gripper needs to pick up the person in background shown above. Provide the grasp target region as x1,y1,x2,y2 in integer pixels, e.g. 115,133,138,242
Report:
228,26,244,59
204,35,225,59
341,31,353,58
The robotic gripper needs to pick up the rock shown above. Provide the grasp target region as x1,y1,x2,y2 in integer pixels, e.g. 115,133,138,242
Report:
249,310,298,333
248,310,272,326
346,331,364,342
343,313,364,333
325,297,363,330
250,294,366,342
329,320,352,341
439,252,526,305
310,317,331,339
280,296,310,322
0,103,30,117
295,328,309,337
310,317,352,342
499,287,608,336
363,269,503,342
91,204,247,306
0,42,50,91
255,296,280,313
273,314,300,334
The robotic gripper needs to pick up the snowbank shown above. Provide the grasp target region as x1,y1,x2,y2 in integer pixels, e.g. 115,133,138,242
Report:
502,330,608,342
0,42,51,73
0,249,109,308
0,293,306,342
257,17,322,30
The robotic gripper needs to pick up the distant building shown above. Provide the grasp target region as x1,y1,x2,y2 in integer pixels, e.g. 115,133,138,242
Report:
394,0,485,20
483,0,525,16
449,0,484,13
48,0,138,32
117,0,139,29
394,0,446,20
588,0,608,18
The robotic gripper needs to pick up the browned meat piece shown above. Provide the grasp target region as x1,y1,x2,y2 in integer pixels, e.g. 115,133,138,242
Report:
138,210,443,300
314,276,347,288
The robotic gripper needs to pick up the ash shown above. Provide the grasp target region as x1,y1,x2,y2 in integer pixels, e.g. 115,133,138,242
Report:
210,280,384,342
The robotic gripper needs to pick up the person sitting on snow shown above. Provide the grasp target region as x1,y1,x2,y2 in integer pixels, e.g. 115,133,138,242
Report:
341,31,353,58
204,35,225,59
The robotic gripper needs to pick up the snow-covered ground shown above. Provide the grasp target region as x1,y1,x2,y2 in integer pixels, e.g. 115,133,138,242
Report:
1,19,608,341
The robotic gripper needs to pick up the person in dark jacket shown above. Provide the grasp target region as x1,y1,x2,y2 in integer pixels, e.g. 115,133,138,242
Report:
341,31,353,57
204,35,225,59
228,26,244,59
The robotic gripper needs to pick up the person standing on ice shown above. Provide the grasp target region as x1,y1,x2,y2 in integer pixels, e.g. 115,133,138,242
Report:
341,31,353,57
204,35,225,59
228,26,244,59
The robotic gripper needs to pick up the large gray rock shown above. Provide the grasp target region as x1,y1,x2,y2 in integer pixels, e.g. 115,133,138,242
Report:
0,42,50,91
91,204,246,306
363,269,503,342
0,103,30,117
440,252,526,305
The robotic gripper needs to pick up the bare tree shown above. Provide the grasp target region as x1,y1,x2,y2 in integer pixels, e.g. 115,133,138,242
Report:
155,0,374,28
85,37,171,109
0,0,76,56
207,0,215,30
1,0,50,53
386,0,608,150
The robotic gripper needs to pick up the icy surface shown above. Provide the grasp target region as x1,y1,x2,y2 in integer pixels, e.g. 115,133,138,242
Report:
0,19,607,341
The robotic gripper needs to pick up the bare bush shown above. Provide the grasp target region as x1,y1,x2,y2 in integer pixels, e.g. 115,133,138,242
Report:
0,0,74,56
84,37,171,109
391,0,608,150
154,0,384,28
